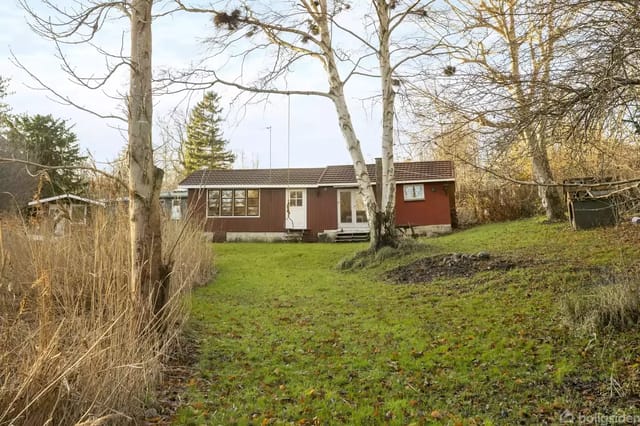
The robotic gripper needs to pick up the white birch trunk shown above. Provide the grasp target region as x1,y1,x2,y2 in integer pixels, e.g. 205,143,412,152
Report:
315,2,379,245
128,0,166,314
376,0,397,247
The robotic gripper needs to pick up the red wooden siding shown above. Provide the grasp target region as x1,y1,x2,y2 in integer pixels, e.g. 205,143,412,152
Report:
307,187,338,233
394,182,452,226
188,189,287,241
188,181,454,241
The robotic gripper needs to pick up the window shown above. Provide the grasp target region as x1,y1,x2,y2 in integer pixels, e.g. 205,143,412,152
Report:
403,184,425,201
207,189,220,216
207,189,260,217
354,192,367,223
234,189,246,216
48,205,61,219
288,190,303,207
339,190,368,224
221,190,233,216
70,204,87,223
247,190,259,216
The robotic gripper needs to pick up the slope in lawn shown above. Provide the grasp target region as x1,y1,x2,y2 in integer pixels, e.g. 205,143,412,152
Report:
174,218,640,425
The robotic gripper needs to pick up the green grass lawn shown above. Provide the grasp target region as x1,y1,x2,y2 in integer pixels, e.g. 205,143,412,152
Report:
173,218,640,425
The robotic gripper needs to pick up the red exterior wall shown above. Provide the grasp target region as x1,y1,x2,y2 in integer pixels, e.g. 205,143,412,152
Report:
188,188,287,241
307,187,338,233
394,182,452,226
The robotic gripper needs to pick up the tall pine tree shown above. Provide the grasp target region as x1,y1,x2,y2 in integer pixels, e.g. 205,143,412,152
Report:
7,114,87,197
0,77,10,133
183,91,235,173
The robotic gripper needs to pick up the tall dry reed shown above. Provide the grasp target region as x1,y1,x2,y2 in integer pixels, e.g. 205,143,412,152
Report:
0,208,214,425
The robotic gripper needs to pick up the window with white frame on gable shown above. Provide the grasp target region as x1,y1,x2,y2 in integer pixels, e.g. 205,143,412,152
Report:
403,184,425,201
207,189,260,217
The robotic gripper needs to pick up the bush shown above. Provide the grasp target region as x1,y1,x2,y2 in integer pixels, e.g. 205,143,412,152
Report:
456,181,540,226
0,211,214,425
561,272,640,333
336,238,429,270
336,249,371,270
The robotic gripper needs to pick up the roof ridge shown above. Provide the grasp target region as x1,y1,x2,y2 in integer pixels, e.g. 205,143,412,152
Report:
316,166,329,185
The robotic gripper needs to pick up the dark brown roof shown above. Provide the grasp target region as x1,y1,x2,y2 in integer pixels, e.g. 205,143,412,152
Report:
180,168,325,187
179,161,454,188
318,164,377,185
394,161,455,182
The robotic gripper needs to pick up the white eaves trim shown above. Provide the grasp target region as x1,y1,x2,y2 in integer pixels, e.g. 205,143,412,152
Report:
316,178,456,188
28,194,106,207
179,178,455,190
396,178,456,184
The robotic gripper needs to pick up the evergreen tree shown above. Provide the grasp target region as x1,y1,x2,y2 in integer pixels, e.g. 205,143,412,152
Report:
7,114,87,197
0,77,10,133
183,91,235,173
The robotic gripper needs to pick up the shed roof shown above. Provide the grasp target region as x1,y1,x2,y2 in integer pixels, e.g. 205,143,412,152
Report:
28,194,106,207
179,161,454,188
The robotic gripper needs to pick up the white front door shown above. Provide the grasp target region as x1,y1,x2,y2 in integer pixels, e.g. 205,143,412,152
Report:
338,190,369,230
285,189,307,229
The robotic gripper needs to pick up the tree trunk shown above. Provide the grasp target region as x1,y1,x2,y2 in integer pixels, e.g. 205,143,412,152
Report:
527,131,565,221
375,0,398,249
128,0,167,319
501,3,564,222
315,6,379,247
330,83,378,244
531,149,565,221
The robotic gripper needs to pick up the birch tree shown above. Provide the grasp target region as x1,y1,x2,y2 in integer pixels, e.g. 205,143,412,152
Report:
171,0,438,249
20,0,168,319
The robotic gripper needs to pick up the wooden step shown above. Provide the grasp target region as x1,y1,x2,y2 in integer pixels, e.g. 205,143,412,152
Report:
284,229,306,242
335,231,370,243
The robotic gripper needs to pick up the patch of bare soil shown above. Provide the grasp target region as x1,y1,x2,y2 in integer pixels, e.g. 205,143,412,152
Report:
386,252,525,284
142,335,200,425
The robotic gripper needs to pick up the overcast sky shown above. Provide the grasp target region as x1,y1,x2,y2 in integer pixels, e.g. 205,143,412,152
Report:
0,1,400,170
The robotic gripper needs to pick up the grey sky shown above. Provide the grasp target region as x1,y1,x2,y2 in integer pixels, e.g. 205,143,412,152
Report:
0,1,390,169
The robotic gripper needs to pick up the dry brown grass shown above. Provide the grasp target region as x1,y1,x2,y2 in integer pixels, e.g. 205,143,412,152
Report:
0,209,214,425
562,270,640,333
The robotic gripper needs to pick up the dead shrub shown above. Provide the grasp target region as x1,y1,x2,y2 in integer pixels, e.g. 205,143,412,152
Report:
456,181,540,225
0,210,214,425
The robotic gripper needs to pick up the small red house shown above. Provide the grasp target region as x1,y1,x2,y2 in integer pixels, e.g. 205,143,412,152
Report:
179,160,456,242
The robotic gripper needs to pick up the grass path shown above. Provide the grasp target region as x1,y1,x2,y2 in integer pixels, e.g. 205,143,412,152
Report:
173,219,640,425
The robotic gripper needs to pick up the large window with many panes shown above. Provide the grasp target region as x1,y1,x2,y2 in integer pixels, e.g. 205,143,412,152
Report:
207,189,260,217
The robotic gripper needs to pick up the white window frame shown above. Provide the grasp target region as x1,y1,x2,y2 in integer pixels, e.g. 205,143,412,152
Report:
288,190,304,207
337,189,369,228
403,184,425,201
